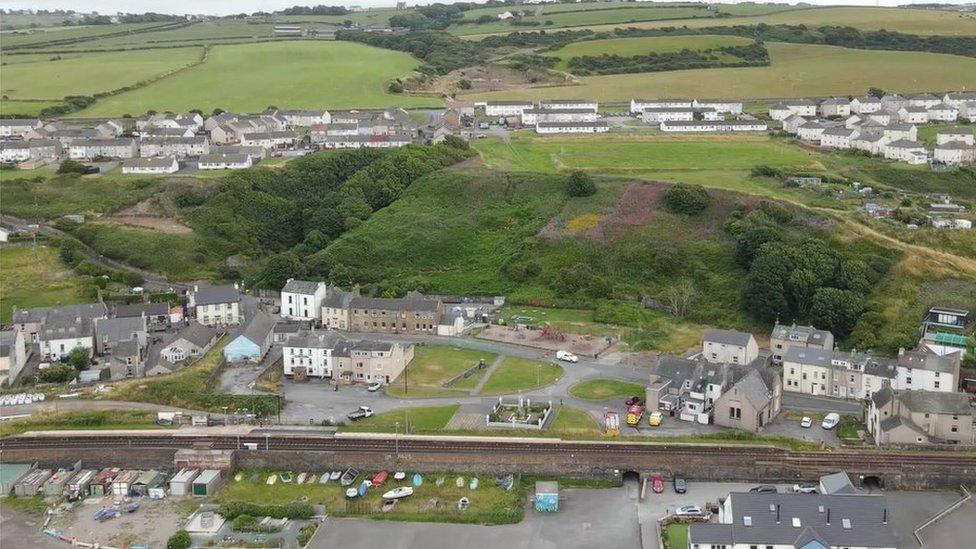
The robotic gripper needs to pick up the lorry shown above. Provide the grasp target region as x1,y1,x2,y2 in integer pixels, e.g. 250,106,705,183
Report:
626,403,645,427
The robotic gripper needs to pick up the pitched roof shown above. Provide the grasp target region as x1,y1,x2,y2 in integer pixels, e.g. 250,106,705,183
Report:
726,368,773,411
174,323,217,348
350,291,440,312
192,284,240,306
95,316,147,344
893,389,973,415
886,139,925,149
703,329,754,347
897,350,956,374
323,286,358,308
281,279,322,295
199,153,248,164
122,157,177,169
240,311,276,344
13,302,107,325
819,472,856,494
115,302,170,318
937,126,974,136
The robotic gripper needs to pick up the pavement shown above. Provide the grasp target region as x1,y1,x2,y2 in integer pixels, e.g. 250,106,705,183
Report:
884,489,962,548
914,494,976,549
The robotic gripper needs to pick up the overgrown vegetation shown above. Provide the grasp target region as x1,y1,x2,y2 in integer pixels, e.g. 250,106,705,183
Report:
0,410,163,437
336,29,484,74
566,41,769,75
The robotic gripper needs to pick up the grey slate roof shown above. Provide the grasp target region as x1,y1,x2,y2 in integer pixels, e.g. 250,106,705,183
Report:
350,291,440,312
891,390,973,415
785,347,896,379
115,302,169,318
323,287,357,309
938,126,974,136
199,153,248,164
819,471,856,494
772,324,831,346
282,279,322,295
897,350,956,374
0,330,17,357
283,330,395,355
240,311,276,344
689,492,897,548
95,316,147,344
193,284,240,306
175,323,217,348
886,139,925,149
822,127,857,137
728,369,773,411
40,317,93,341
703,328,754,347
14,302,108,325
122,157,177,169
536,121,609,129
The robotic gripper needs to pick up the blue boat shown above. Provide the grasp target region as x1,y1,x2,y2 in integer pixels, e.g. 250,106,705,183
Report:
412,473,423,487
357,480,370,497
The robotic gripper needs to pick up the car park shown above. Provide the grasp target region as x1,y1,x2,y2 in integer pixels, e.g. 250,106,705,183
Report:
800,416,813,428
821,412,841,430
674,505,704,517
650,474,664,494
749,485,778,493
793,483,818,494
555,350,578,363
673,477,687,494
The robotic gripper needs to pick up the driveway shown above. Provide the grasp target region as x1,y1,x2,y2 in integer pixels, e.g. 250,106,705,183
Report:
782,393,862,414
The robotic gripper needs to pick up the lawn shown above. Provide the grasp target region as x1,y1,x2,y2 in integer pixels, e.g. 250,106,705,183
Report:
498,305,619,337
548,34,755,70
68,223,219,281
662,523,689,549
0,47,202,100
340,405,459,434
467,43,976,101
0,410,164,437
478,357,563,395
0,246,90,324
387,345,497,398
917,123,971,147
568,379,645,401
546,405,601,438
77,41,440,117
217,466,523,524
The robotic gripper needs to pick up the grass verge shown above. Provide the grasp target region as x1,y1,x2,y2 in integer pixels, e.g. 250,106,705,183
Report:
340,405,459,434
478,357,563,395
568,379,645,401
0,410,164,437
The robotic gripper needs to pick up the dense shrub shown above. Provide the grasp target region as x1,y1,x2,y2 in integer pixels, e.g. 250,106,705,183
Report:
565,171,596,197
57,160,88,174
166,530,191,549
218,501,314,520
39,364,76,383
661,183,709,215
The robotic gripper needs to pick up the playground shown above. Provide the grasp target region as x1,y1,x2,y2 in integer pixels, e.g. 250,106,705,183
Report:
476,322,614,357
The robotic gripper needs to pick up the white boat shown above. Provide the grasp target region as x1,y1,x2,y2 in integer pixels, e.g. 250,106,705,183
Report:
266,475,277,485
382,487,414,500
234,473,243,482
319,474,330,484
345,488,359,499
393,471,406,481
306,474,317,484
330,471,342,481
469,477,479,490
456,477,464,488
296,473,307,484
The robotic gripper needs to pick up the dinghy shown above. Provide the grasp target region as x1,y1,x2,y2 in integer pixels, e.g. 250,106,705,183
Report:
234,473,243,482
345,488,359,499
296,473,307,484
393,471,406,481
469,477,479,490
319,474,330,484
357,480,370,497
330,471,342,481
382,486,414,500
495,474,515,491
455,476,464,488
340,468,359,487
412,473,423,487
266,475,277,485
306,474,317,484
279,471,293,483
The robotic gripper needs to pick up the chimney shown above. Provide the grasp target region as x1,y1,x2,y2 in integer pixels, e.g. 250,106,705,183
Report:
826,508,830,525
776,505,781,524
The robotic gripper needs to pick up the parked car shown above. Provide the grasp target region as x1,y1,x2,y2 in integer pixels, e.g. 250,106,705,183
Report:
793,483,818,494
749,485,778,493
674,505,704,517
367,382,383,392
555,350,578,363
648,411,663,427
673,477,687,494
800,416,813,428
821,412,841,430
82,165,100,174
346,406,374,421
650,474,664,494
625,396,644,406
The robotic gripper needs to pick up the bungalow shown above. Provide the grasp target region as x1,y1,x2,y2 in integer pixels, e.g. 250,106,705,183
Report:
884,139,928,164
224,311,276,363
535,121,609,134
0,118,43,138
781,114,806,135
212,145,267,160
484,101,534,117
868,384,973,445
630,98,693,113
819,97,851,118
121,156,179,174
693,99,743,114
819,126,858,149
926,103,958,122
796,121,828,141
936,127,974,146
907,93,941,109
538,99,598,112
897,106,929,124
640,107,694,123
701,329,759,365
154,324,219,373
280,279,327,321
189,284,242,326
241,130,299,150
197,153,252,170
316,133,413,149
0,141,31,163
68,138,138,160
521,108,599,125
934,142,976,166
138,136,210,158
850,95,882,114
659,120,767,132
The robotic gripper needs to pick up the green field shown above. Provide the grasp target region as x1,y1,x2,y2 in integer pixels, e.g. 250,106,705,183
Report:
0,22,173,48
469,43,976,102
452,5,715,35
0,246,90,324
0,410,164,437
0,47,202,100
461,6,976,37
548,34,755,70
27,20,277,51
479,357,563,395
77,41,439,116
568,379,646,401
0,100,65,116
387,345,497,398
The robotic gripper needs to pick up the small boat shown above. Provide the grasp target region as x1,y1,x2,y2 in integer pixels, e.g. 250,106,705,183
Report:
457,497,470,511
495,474,515,492
249,473,260,483
296,473,307,484
340,468,358,486
455,476,464,488
266,475,277,485
279,472,293,484
412,473,423,487
306,474,317,484
345,488,359,499
357,480,370,497
124,502,140,513
435,476,445,487
371,470,389,488
469,477,479,490
382,486,414,500
393,471,406,481
234,473,243,482
319,474,330,484
330,471,342,481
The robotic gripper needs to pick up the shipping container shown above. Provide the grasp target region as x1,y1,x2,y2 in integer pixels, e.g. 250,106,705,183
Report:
89,468,119,497
191,470,221,497
112,470,141,497
169,469,199,496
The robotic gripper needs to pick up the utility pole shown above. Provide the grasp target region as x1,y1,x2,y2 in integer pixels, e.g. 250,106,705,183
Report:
395,421,400,458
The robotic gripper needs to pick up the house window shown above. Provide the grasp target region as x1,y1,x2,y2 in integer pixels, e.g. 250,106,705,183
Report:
789,368,795,375
951,426,958,433
907,377,913,385
729,407,741,420
934,381,940,389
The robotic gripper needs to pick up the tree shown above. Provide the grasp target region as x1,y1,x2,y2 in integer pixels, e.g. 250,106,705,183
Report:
167,530,191,549
810,288,864,338
67,347,90,371
256,252,304,290
387,81,404,94
661,183,709,215
660,279,698,318
867,87,885,98
39,363,76,383
212,107,225,116
57,159,88,174
565,170,596,197
442,135,469,150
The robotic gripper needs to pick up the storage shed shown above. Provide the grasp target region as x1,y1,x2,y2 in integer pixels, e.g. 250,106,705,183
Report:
131,470,166,496
534,481,559,512
43,468,76,496
1,463,35,497
67,469,97,497
192,469,222,496
15,469,52,496
112,470,141,496
89,468,119,496
169,469,200,496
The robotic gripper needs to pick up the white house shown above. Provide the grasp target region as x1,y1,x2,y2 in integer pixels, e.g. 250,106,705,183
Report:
189,284,242,327
0,118,43,138
278,109,331,127
852,131,888,155
782,99,817,118
768,103,793,121
926,103,958,122
934,142,976,165
796,122,828,141
39,318,94,362
701,329,759,365
884,139,928,164
819,97,851,118
241,131,299,150
897,106,929,124
197,153,252,170
138,136,210,158
535,121,609,134
497,10,514,20
0,141,31,163
936,127,974,146
851,95,882,114
660,120,766,132
866,111,892,125
521,108,599,125
640,108,694,123
880,94,908,112
0,329,28,386
485,101,534,117
68,138,138,160
819,126,858,149
883,123,917,142
907,93,941,109
781,114,806,135
538,99,598,111
282,331,342,378
944,91,976,108
121,156,179,174
280,279,327,322
896,349,959,393
693,99,742,114
630,98,693,113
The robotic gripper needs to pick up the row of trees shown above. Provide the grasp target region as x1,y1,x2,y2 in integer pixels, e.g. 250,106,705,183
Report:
335,29,484,75
566,42,769,75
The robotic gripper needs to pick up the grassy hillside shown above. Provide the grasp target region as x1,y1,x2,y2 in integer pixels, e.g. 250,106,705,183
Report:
0,246,90,324
76,41,439,116
548,34,755,71
468,42,976,102
0,47,202,100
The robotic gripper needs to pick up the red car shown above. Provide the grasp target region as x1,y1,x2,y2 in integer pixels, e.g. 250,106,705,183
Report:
650,473,664,494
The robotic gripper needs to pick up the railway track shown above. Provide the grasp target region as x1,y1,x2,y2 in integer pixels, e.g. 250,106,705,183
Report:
3,433,976,470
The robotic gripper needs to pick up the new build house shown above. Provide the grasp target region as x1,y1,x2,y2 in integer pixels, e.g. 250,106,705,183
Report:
121,156,179,174
535,121,609,134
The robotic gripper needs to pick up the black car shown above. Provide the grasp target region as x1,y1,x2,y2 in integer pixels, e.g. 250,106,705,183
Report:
673,477,687,494
749,485,778,493
83,165,100,174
